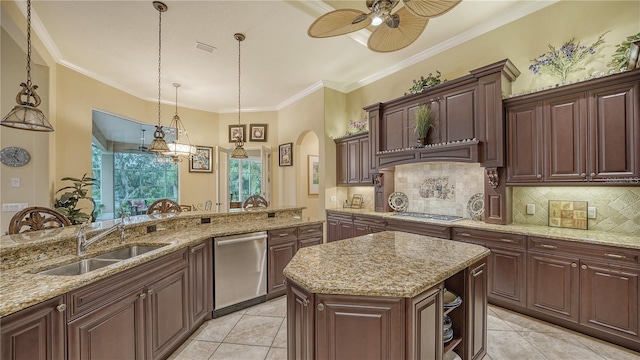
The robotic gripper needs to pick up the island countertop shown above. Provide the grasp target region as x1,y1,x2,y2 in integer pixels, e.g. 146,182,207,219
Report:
283,231,490,298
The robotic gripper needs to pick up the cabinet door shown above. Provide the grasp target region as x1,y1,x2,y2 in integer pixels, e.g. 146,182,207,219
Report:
408,287,442,360
487,246,527,307
467,261,488,360
441,84,477,142
339,221,353,240
1,295,66,360
588,81,640,180
146,267,190,360
359,136,371,184
543,93,588,181
353,223,372,237
68,290,146,360
336,141,349,184
346,138,360,184
287,280,315,360
189,240,212,327
507,102,544,182
580,260,639,340
327,218,341,243
268,239,297,294
527,252,579,323
316,294,405,360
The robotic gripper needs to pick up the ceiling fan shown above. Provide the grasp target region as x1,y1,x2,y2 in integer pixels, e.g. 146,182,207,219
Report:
308,0,461,53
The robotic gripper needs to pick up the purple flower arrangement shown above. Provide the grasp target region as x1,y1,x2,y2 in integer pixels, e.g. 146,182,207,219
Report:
529,32,607,83
348,119,368,134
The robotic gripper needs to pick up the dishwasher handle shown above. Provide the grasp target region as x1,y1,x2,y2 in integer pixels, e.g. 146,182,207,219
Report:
215,232,267,246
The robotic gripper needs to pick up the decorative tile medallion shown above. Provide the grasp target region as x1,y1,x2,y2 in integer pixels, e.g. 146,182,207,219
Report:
419,177,455,200
548,200,588,230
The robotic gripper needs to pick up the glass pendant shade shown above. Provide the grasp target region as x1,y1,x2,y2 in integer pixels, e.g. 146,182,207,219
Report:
231,33,248,159
162,83,196,159
1,0,53,132
148,125,169,153
231,137,248,158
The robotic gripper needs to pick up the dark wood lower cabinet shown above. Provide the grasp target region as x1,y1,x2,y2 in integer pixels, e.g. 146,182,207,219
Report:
147,267,190,360
487,246,527,307
467,261,487,360
287,280,315,360
407,286,442,359
316,294,405,360
580,260,640,340
527,252,579,322
268,239,297,294
68,289,146,359
189,240,213,327
1,295,67,360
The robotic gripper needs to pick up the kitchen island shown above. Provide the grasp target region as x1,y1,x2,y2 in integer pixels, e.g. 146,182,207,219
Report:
283,231,491,360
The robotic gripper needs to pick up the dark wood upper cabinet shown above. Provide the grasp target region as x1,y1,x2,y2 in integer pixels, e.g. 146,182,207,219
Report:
334,133,372,186
506,70,640,184
441,84,478,143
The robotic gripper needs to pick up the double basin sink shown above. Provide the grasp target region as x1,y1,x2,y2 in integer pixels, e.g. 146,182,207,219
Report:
37,245,166,276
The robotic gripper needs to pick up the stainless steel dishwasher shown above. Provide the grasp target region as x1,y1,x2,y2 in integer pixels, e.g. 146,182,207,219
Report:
213,231,267,310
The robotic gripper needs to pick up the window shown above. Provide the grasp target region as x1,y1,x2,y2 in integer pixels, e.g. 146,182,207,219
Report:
91,145,103,219
229,157,261,203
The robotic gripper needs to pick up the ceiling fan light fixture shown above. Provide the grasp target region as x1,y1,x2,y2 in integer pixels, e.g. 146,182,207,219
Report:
1,0,54,132
371,16,384,26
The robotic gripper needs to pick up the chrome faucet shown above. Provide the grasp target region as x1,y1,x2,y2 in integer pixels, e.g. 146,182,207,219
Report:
76,213,127,256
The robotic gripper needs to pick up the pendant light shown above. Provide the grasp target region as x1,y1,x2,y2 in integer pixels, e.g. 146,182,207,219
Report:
231,33,248,159
147,1,170,154
1,0,54,132
163,83,196,159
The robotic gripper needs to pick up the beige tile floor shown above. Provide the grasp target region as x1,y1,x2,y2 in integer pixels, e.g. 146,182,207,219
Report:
168,296,640,360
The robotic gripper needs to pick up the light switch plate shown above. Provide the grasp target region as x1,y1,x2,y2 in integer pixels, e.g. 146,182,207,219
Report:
587,206,597,219
11,178,20,187
330,196,336,202
526,204,535,215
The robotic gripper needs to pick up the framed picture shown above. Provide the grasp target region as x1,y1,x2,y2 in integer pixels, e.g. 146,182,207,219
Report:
279,142,293,166
228,124,246,143
249,124,268,142
308,155,319,195
189,146,213,173
350,194,363,208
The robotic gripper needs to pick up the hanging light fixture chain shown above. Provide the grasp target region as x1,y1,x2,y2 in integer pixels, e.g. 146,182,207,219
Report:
237,35,241,125
26,0,32,86
157,6,162,127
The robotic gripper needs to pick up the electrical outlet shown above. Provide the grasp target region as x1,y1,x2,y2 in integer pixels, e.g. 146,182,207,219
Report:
2,203,28,212
587,206,597,219
11,178,20,187
330,196,337,202
526,204,535,215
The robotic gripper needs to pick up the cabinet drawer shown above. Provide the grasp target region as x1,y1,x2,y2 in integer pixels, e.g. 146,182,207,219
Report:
452,228,525,248
529,237,639,266
297,223,323,240
268,227,297,244
299,237,322,248
326,211,353,222
353,215,387,228
67,249,188,320
386,219,450,239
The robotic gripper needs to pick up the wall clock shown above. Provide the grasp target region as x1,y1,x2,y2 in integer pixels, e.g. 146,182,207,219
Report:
0,147,31,167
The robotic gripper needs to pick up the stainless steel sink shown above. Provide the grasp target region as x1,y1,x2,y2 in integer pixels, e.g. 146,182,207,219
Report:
93,245,166,260
38,259,120,276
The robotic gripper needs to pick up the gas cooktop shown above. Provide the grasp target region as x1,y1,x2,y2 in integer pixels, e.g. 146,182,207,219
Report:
391,212,464,223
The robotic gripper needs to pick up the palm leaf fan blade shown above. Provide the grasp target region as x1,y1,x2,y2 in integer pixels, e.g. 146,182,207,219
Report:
368,7,428,53
308,9,371,38
403,0,462,17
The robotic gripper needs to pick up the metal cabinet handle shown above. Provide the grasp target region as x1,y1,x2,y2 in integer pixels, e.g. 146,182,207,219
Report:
56,304,67,312
460,233,471,237
191,248,197,254
571,263,577,268
279,233,289,237
536,174,542,179
302,299,309,307
581,173,586,178
148,289,154,295
604,253,626,259
581,265,588,270
140,293,147,299
317,303,325,311
539,244,557,249
472,269,484,277
590,173,596,177
269,247,273,251
500,238,515,243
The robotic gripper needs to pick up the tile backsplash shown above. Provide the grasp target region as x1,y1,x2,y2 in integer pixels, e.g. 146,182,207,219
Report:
513,187,640,235
395,162,484,217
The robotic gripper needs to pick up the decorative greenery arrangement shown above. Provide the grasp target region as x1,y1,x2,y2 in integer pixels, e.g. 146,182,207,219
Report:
608,32,640,71
529,32,607,83
348,119,368,134
414,103,435,139
406,71,445,95
54,173,97,224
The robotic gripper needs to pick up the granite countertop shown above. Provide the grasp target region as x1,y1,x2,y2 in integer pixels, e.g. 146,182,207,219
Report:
284,231,490,298
0,214,323,317
327,208,640,250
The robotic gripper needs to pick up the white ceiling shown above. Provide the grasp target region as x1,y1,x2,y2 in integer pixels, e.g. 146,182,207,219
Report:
9,0,555,114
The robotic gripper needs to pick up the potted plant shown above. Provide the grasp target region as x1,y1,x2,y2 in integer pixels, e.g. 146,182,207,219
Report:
406,71,445,95
414,103,435,147
609,32,640,71
54,173,97,224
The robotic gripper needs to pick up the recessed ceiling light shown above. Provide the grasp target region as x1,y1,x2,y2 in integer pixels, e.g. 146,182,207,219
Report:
195,41,216,53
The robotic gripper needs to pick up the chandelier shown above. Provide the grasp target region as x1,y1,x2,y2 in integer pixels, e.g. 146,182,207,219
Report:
231,33,248,159
1,0,54,132
163,83,196,159
147,1,170,154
